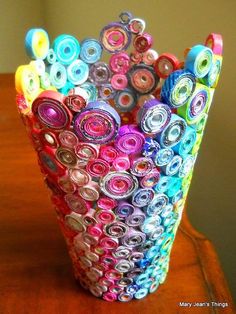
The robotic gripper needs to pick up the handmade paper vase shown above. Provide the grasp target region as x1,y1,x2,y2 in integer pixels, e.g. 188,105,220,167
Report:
15,12,223,302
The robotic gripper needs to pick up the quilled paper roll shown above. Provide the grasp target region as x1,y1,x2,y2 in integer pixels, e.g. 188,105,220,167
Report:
100,22,131,53
205,33,223,56
32,90,71,129
142,138,160,158
149,226,165,241
64,193,90,214
170,190,183,205
58,176,76,194
129,252,144,263
140,169,160,188
161,70,196,108
129,18,146,34
40,129,58,148
192,113,208,133
115,202,135,219
65,212,85,232
86,158,110,177
134,288,149,299
200,55,222,88
156,114,187,148
59,130,78,148
97,196,117,211
56,147,77,167
53,34,80,65
143,49,159,66
130,156,154,177
173,126,196,157
145,193,169,216
154,148,174,166
15,65,40,104
121,229,146,248
66,87,88,111
111,74,128,90
100,145,118,163
89,61,111,85
119,11,133,24
114,88,137,112
25,28,50,60
128,64,159,94
75,142,99,160
115,260,134,273
140,215,162,234
48,62,67,89
161,203,174,218
80,38,102,64
113,154,130,171
132,188,155,207
125,208,146,227
73,101,120,144
177,83,213,124
82,208,97,227
99,84,115,100
154,53,179,79
67,59,89,85
133,33,153,53
78,181,100,201
139,99,172,134
185,45,213,78
69,167,91,186
46,48,57,65
178,155,195,178
130,50,142,64
38,146,65,177
109,52,130,74
100,171,138,199
161,155,182,176
96,210,116,224
115,125,145,154
30,59,45,76
100,253,116,266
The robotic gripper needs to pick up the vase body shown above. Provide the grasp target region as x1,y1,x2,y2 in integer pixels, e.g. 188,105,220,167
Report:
15,13,223,302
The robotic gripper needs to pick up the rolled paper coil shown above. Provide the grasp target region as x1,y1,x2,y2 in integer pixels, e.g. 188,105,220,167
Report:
177,83,214,125
73,101,120,144
80,38,102,64
53,34,80,65
161,69,196,108
25,28,50,60
185,45,213,78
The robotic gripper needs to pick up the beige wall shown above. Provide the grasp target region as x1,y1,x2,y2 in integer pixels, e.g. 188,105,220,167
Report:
1,0,236,300
0,0,44,72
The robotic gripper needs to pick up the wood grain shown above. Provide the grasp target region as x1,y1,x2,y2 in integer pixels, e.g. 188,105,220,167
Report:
0,74,235,314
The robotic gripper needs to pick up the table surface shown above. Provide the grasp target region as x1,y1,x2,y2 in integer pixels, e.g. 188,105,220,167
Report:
0,74,235,314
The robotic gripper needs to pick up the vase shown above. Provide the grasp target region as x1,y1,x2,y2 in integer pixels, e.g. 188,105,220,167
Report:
15,11,223,302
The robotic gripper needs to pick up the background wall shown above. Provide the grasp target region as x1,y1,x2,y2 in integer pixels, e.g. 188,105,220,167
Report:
1,0,235,300
0,0,44,72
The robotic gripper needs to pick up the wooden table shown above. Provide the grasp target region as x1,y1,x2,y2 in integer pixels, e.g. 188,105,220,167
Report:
0,74,235,314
